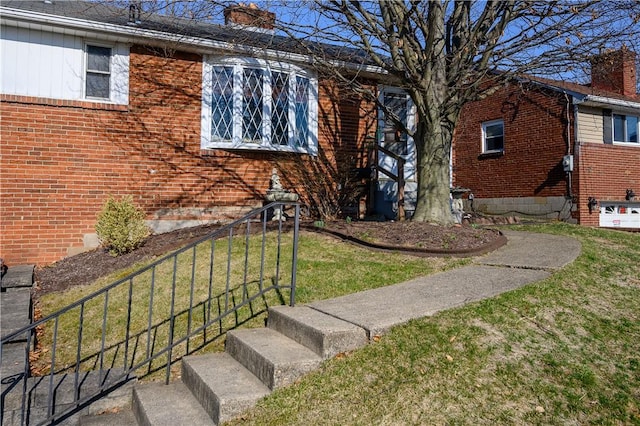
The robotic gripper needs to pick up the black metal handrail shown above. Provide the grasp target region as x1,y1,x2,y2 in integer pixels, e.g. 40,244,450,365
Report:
1,202,301,425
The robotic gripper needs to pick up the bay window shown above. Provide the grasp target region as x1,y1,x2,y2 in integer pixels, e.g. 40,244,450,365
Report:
202,57,318,154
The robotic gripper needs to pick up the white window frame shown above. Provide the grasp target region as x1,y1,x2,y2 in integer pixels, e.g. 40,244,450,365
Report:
612,113,639,145
84,42,113,101
481,119,505,153
201,56,318,155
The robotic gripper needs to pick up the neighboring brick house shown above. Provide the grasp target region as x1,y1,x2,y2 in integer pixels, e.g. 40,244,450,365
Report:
0,1,390,266
453,48,640,229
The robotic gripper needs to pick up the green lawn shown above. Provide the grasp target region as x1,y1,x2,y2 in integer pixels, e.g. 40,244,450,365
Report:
225,224,640,425
35,231,466,378
36,224,640,424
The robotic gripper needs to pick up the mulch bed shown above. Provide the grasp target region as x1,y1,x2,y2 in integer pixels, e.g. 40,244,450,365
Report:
313,220,505,256
34,220,504,296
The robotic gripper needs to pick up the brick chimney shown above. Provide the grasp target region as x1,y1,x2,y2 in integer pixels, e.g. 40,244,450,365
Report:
590,47,637,96
224,3,275,30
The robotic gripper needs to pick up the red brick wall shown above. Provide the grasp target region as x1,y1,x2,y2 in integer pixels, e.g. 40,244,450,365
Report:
0,46,374,266
575,142,640,226
453,83,571,199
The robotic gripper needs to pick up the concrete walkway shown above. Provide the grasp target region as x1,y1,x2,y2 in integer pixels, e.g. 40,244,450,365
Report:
309,230,582,338
123,230,583,426
9,230,583,426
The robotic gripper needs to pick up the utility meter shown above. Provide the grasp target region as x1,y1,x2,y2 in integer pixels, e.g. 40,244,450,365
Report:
562,155,574,172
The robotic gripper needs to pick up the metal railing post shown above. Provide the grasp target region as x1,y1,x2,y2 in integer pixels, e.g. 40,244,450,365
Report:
290,203,300,307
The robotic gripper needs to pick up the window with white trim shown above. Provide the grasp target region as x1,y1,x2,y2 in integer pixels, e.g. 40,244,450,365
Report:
613,114,639,144
85,44,112,100
482,119,504,153
202,57,318,154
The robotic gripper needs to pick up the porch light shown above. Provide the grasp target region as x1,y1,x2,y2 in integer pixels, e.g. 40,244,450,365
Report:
588,197,598,214
626,189,636,201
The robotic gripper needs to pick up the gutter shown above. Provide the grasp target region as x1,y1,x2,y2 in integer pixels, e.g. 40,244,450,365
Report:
0,6,386,76
579,95,640,111
523,76,640,111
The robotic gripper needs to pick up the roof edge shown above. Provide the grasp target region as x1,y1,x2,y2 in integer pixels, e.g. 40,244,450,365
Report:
0,5,386,76
578,95,640,111
520,75,640,111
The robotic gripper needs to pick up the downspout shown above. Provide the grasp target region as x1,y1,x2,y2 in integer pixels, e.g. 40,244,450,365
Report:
564,92,573,199
572,96,582,222
449,144,453,190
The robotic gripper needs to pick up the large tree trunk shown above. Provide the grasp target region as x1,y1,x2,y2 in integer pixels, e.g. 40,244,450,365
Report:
411,118,454,225
410,2,454,225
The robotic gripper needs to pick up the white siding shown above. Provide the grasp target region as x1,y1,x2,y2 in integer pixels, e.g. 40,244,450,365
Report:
1,25,128,104
111,44,129,103
577,106,604,144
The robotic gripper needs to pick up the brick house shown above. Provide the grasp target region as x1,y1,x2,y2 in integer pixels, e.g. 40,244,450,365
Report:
6,3,636,268
453,48,640,229
1,1,409,266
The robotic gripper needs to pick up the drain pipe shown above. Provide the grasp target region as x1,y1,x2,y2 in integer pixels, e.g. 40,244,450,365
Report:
564,92,573,199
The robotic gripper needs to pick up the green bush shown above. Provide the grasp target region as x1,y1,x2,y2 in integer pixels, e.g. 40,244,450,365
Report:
95,195,150,256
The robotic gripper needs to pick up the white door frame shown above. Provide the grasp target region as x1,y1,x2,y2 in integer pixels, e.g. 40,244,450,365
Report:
377,86,416,182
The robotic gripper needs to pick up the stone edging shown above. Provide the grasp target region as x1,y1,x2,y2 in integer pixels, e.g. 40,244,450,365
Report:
300,225,508,258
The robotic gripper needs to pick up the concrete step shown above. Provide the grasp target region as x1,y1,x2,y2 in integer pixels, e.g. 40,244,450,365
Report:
0,343,27,380
0,264,34,290
267,305,368,359
78,409,137,426
1,288,32,342
1,369,134,426
133,382,214,426
181,352,270,425
226,328,323,390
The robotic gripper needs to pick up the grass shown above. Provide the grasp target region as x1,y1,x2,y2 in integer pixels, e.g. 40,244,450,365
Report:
35,230,466,379
35,223,640,424
222,224,640,425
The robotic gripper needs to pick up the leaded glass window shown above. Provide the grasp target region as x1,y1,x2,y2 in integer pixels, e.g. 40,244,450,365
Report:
211,67,234,141
295,76,310,147
242,68,263,143
271,72,289,146
202,58,317,154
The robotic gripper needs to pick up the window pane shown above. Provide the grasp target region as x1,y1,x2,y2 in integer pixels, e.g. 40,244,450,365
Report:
382,92,408,155
211,67,234,141
384,93,408,126
243,68,263,143
613,114,625,142
295,76,309,147
485,123,503,138
484,122,504,152
486,135,504,152
627,115,638,143
87,45,111,72
271,72,289,146
86,72,110,98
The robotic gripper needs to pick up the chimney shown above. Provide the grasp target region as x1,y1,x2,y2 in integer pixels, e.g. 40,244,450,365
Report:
590,47,637,96
224,3,275,31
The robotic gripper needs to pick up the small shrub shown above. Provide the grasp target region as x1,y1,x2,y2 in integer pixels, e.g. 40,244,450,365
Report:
95,196,150,256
